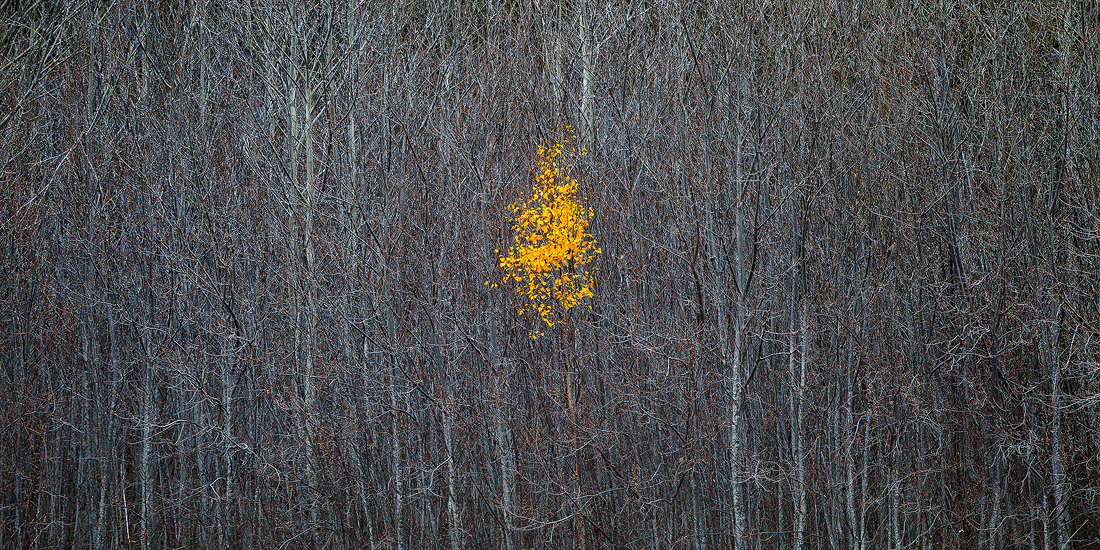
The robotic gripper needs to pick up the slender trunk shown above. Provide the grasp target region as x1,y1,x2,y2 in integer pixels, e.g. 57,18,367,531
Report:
1051,10,1073,548
794,301,808,550
493,280,515,550
358,340,378,550
345,6,369,540
221,342,236,546
706,65,751,550
141,314,154,550
303,60,323,550
551,0,563,128
566,322,583,550
139,10,155,548
444,360,462,550
859,418,870,550
96,311,111,550
847,348,859,550
891,459,901,550
1050,328,1068,550
988,448,1002,550
496,406,515,550
391,364,404,550
75,323,92,550
690,473,705,550
1042,482,1051,550
284,9,322,539
578,0,593,147
481,125,514,550
730,303,745,550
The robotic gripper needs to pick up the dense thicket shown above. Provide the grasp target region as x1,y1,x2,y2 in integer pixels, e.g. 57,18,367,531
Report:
2,0,1098,549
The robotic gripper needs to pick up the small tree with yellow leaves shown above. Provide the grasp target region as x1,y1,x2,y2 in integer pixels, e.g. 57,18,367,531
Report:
495,133,600,334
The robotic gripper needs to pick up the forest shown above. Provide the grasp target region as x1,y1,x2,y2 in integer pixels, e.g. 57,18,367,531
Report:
1,0,1098,549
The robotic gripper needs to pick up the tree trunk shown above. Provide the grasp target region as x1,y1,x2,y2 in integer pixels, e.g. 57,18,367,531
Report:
794,300,808,550
1050,320,1068,550
847,338,859,550
444,347,463,550
577,0,593,147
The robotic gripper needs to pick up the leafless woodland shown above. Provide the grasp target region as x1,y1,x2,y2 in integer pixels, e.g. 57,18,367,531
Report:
1,0,1098,549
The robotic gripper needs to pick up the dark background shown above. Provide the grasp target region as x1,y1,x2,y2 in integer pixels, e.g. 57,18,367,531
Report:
1,0,1097,549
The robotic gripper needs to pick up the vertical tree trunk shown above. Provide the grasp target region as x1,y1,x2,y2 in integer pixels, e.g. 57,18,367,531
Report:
444,390,462,550
730,304,745,550
103,308,122,550
481,135,514,550
577,0,593,147
221,338,236,548
846,340,859,550
138,9,155,548
140,303,154,550
891,459,901,550
302,59,323,550
496,407,515,550
565,322,584,550
492,309,516,550
391,363,404,550
703,78,751,549
794,300,808,550
551,0,564,128
988,448,1003,550
1051,4,1075,548
441,321,463,550
1050,324,1068,550
859,418,870,550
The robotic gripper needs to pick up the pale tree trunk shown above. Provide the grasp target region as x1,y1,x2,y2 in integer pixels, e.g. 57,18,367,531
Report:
1049,316,1068,550
698,59,753,542
438,277,462,550
564,322,584,550
481,130,515,550
378,24,406,548
492,338,515,550
81,19,108,549
390,358,404,550
302,57,322,550
431,36,464,550
1040,490,1050,550
846,338,859,550
891,456,901,550
139,17,155,548
443,379,462,550
496,412,516,550
725,66,753,550
358,342,378,550
577,0,593,147
705,162,746,550
1051,5,1075,549
284,4,323,540
860,416,870,550
343,5,374,546
729,295,746,550
692,227,711,550
140,286,154,550
551,0,564,129
793,300,808,550
75,13,102,541
988,446,1003,550
76,313,93,550
101,308,122,550
220,331,237,547
827,398,842,550
691,471,706,550
169,227,187,549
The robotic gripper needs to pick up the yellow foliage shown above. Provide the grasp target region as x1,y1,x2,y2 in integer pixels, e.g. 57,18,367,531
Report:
498,131,599,330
